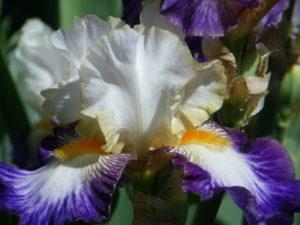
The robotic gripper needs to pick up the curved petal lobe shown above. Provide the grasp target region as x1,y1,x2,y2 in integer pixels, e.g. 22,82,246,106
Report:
9,19,68,123
43,16,127,124
0,143,133,225
173,60,226,134
162,122,300,224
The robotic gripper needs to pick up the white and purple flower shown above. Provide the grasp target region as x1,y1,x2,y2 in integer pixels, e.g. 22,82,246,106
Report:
157,122,300,224
0,14,299,225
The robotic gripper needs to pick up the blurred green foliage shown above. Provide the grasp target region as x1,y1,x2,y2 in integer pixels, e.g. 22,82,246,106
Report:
276,64,300,225
59,0,122,27
277,65,300,178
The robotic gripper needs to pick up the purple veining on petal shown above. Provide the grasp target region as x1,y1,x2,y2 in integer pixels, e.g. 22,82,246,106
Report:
160,122,300,225
172,155,221,200
226,187,296,225
245,138,295,182
172,151,300,224
38,124,79,165
160,0,258,37
261,0,289,27
224,127,248,151
0,153,133,225
122,0,143,26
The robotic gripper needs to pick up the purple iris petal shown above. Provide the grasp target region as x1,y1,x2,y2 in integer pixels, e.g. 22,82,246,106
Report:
161,122,300,225
0,153,133,225
261,0,289,27
160,0,258,37
0,126,133,225
227,187,295,225
122,0,143,26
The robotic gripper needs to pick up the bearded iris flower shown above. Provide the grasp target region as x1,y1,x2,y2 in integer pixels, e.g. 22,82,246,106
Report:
0,15,300,225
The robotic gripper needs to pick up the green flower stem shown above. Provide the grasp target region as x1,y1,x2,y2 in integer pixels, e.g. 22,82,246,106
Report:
186,193,223,225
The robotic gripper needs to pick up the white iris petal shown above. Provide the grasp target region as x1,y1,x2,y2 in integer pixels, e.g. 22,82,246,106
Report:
42,16,127,124
32,15,226,156
79,24,226,155
9,19,68,123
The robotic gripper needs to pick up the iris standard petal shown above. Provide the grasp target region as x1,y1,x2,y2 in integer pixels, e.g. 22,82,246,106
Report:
80,25,196,154
160,0,258,37
0,136,133,225
122,0,207,61
9,19,68,123
52,16,126,68
42,16,127,124
160,122,300,224
43,17,226,156
172,60,226,134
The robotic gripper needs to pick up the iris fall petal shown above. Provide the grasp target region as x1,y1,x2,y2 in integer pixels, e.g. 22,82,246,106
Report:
0,127,133,225
161,121,300,224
